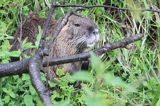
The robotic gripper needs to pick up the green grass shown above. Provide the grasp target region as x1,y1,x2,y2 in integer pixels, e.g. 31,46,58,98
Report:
0,0,160,106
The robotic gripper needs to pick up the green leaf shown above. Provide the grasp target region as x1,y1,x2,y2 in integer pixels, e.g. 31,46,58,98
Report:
24,95,34,106
21,37,35,49
22,42,35,49
34,0,40,13
103,73,124,86
3,96,10,104
1,58,10,64
9,91,16,98
156,98,160,106
54,100,70,106
9,50,21,57
85,93,106,106
0,21,7,33
1,40,11,51
21,37,28,46
90,53,105,75
56,69,65,76
22,6,29,16
71,71,94,82
2,88,8,93
126,0,141,22
29,85,37,96
35,26,42,48
2,88,16,98
95,8,104,16
48,80,56,88
22,74,30,81
0,51,7,58
4,35,14,40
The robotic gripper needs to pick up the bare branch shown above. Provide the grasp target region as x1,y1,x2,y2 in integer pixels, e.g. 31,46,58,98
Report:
0,59,29,77
0,34,143,78
29,52,52,106
40,0,57,49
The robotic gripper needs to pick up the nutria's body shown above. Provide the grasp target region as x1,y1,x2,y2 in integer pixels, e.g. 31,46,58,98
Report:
11,13,99,79
11,13,57,51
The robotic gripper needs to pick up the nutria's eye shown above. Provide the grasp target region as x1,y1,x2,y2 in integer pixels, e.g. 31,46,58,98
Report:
74,23,80,27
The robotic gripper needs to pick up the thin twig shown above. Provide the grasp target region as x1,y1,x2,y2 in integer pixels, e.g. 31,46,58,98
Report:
52,4,160,13
39,0,57,49
44,34,143,66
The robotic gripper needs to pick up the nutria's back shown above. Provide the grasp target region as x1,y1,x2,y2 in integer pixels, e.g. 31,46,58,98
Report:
11,13,57,51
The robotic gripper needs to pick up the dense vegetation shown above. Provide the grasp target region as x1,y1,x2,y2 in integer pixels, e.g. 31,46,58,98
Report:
0,0,160,106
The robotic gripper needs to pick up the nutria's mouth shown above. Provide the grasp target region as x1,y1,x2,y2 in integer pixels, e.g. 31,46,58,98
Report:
87,42,96,48
86,29,99,48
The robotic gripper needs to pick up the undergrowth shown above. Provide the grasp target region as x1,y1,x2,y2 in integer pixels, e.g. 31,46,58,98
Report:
0,0,160,106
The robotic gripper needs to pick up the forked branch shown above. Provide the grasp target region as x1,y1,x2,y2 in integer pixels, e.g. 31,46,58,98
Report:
0,34,143,77
28,0,57,105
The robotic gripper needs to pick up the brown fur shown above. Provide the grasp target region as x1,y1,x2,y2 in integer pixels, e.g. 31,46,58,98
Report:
11,13,57,51
11,13,99,80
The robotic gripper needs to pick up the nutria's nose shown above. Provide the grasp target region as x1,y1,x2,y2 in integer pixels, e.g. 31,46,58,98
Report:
92,30,98,35
93,29,99,41
92,29,98,35
88,26,98,35
88,26,94,33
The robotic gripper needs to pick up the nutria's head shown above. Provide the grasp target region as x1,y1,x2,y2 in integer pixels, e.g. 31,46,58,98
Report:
48,14,100,76
58,14,99,52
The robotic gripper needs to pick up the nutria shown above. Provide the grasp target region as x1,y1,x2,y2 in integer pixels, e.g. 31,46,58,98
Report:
11,13,99,79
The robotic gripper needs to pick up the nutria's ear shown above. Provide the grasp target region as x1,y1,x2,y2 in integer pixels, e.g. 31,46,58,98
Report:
68,13,80,22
